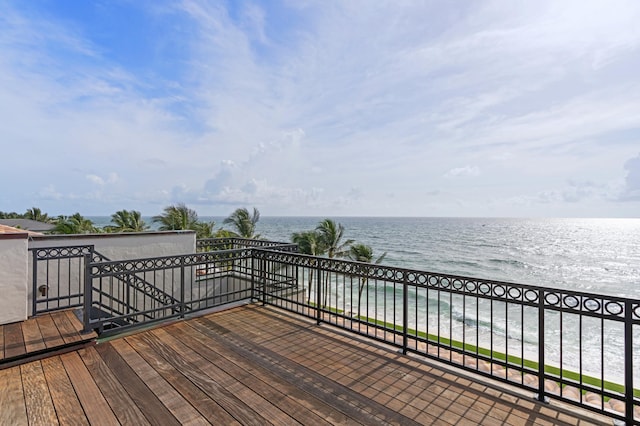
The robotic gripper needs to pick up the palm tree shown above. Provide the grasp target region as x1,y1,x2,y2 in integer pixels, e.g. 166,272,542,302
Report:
24,207,54,223
52,213,98,234
0,211,21,219
193,221,216,239
153,204,199,231
152,204,214,239
223,207,261,239
291,230,327,303
215,229,237,238
316,219,354,259
107,210,148,232
314,219,354,307
292,230,325,256
347,243,387,317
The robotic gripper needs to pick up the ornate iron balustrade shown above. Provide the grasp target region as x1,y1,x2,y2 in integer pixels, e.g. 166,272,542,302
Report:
29,244,181,322
77,239,639,424
90,250,180,309
196,237,297,252
83,247,270,334
253,249,640,426
30,245,95,315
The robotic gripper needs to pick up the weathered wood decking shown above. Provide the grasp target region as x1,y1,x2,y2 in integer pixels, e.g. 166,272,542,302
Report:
0,305,609,425
0,309,96,369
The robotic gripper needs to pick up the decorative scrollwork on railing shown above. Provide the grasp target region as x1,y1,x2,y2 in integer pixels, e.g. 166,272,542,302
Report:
524,289,538,303
563,294,580,309
406,273,541,306
632,302,640,321
538,290,627,319
90,250,181,307
583,297,602,313
256,250,318,268
91,248,256,277
544,292,562,307
93,256,181,275
197,237,298,252
183,249,252,266
34,245,94,260
256,249,634,322
604,301,624,316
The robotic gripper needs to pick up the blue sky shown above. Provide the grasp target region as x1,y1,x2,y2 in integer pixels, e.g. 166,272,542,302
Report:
1,0,639,217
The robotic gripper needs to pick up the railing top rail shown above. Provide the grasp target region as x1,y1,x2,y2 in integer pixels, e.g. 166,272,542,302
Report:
87,247,253,273
28,243,95,250
255,248,640,313
87,243,295,276
29,244,95,260
196,237,296,248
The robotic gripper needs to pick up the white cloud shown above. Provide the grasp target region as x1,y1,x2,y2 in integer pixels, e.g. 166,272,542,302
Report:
444,166,481,179
38,185,62,200
107,173,119,184
1,1,639,216
86,175,105,185
619,153,640,201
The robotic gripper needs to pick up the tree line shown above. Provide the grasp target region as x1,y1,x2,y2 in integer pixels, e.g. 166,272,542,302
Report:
292,218,386,264
4,205,386,312
2,206,386,264
0,205,260,239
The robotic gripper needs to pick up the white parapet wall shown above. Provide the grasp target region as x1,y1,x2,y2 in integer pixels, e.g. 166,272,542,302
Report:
28,230,196,259
0,233,29,324
27,231,196,317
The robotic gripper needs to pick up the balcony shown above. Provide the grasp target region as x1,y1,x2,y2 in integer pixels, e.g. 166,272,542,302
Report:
1,304,610,425
1,236,637,424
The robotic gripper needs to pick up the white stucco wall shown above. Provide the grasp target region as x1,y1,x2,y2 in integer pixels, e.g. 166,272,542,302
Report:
28,230,195,259
0,234,29,324
27,231,196,316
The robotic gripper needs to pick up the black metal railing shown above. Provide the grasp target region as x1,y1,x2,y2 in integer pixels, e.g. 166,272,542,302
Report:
82,247,296,334
74,239,638,424
90,250,180,311
30,244,181,321
253,249,640,426
30,245,94,315
196,237,297,252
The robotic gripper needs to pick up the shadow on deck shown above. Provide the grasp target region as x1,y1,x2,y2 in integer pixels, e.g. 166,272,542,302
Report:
0,305,612,425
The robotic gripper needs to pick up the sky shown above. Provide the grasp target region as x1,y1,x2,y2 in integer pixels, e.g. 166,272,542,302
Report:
1,0,640,218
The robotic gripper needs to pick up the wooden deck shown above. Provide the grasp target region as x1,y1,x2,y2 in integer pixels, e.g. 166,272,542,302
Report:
0,305,611,425
0,309,96,369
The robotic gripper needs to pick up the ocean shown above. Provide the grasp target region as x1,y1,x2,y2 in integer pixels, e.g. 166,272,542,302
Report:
90,216,640,382
262,217,640,382
90,216,640,298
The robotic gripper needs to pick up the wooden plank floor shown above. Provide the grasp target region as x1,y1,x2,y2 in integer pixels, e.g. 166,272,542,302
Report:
0,305,612,425
0,309,97,367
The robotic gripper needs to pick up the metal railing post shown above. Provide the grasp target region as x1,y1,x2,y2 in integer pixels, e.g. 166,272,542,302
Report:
261,257,267,306
125,276,131,320
624,300,634,426
31,249,38,316
180,258,185,318
316,260,322,325
402,273,408,355
82,253,92,333
537,289,547,403
250,251,256,302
